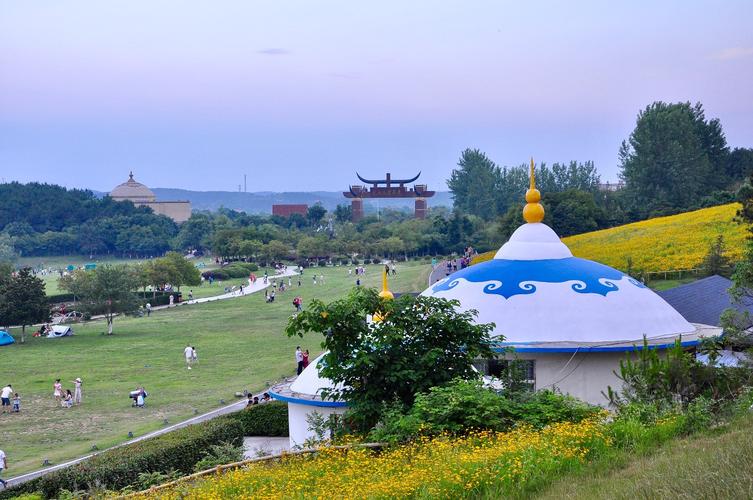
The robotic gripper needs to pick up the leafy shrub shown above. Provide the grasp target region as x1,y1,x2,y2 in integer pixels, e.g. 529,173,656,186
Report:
351,259,360,265
202,269,229,280
46,293,76,304
1,415,244,499
318,260,327,267
193,441,244,472
370,379,599,443
232,401,289,436
136,470,181,490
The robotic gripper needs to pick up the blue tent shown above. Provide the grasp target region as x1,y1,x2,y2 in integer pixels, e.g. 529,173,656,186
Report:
0,330,15,346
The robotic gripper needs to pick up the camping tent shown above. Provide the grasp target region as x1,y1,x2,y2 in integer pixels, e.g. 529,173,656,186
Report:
0,331,14,346
47,325,74,338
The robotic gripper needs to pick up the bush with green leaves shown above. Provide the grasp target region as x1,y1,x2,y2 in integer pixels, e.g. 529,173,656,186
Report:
232,401,289,436
370,378,600,443
607,338,753,407
286,289,495,430
192,441,245,472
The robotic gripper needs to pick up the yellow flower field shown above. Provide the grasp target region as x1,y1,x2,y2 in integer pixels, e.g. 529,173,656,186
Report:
141,419,610,499
474,203,746,273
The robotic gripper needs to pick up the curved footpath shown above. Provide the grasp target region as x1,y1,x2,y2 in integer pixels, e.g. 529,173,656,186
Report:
4,267,300,489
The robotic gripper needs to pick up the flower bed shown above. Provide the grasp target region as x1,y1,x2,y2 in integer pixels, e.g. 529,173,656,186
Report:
144,418,610,499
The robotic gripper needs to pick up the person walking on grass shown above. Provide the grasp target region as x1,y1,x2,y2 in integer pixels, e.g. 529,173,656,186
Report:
0,384,11,414
191,346,198,365
295,346,304,375
0,448,7,488
146,302,152,317
11,393,20,413
72,378,82,405
184,344,194,370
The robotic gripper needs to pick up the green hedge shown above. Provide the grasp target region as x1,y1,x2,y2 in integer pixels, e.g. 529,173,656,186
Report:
1,402,288,499
234,401,289,436
46,293,76,304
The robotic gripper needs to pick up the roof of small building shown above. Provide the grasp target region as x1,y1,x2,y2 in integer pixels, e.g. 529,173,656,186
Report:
110,172,157,202
658,275,753,328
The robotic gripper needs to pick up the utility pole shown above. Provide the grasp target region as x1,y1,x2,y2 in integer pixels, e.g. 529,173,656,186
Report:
244,174,247,192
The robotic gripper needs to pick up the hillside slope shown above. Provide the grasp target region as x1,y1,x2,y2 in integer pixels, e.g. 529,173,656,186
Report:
563,203,745,272
473,203,746,273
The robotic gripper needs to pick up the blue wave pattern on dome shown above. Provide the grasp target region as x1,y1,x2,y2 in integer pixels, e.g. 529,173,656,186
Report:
432,257,645,299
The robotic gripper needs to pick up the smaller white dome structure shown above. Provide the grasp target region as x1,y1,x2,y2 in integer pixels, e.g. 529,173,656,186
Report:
269,353,347,447
110,172,157,203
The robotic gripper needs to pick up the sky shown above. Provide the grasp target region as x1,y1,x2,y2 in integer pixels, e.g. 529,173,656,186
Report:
1,1,752,192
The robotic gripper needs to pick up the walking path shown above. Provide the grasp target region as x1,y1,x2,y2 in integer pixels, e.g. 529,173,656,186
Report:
153,266,300,310
429,260,449,286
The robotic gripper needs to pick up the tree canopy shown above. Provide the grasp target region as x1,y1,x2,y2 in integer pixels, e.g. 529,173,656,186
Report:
619,101,731,217
285,287,495,429
0,267,49,343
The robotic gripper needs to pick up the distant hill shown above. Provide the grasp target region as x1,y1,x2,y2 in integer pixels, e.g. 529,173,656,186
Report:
149,188,453,214
473,203,745,273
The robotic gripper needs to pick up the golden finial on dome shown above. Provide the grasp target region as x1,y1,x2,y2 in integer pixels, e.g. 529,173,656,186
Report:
379,266,394,300
373,266,394,323
523,158,545,223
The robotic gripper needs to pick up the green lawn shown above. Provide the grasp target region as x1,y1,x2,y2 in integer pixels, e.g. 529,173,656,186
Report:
0,261,431,477
649,277,698,292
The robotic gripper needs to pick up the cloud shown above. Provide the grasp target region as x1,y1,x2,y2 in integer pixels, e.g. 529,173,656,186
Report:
257,48,290,56
712,47,753,60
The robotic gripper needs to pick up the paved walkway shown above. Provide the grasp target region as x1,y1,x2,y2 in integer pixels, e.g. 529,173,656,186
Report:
429,260,449,286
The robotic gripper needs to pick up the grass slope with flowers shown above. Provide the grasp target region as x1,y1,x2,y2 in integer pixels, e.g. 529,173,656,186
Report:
473,203,745,273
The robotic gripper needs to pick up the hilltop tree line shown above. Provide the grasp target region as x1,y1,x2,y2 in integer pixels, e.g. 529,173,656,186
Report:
0,182,179,257
449,101,753,237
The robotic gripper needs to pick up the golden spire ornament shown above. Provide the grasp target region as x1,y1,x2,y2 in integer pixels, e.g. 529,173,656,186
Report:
523,158,545,223
379,266,394,300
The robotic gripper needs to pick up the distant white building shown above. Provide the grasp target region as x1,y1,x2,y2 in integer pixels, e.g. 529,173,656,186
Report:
110,172,191,223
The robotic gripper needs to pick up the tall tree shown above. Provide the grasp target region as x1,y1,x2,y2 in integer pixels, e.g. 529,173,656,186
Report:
60,265,140,335
0,268,49,343
448,149,500,220
619,101,730,216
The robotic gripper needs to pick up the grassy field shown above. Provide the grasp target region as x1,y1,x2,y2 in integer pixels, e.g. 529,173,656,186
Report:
0,261,431,477
537,415,753,499
472,203,745,274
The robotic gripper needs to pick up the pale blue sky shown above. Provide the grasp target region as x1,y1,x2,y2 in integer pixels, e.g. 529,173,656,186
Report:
1,1,752,192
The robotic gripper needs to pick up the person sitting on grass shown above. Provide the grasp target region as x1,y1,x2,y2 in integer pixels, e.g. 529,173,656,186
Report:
62,389,73,408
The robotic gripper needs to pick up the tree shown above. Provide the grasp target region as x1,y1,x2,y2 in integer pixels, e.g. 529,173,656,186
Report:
726,148,753,181
286,287,495,430
162,252,201,291
261,240,290,263
60,265,140,335
237,239,262,261
701,235,731,277
334,204,353,223
0,233,17,263
307,203,327,226
619,101,730,216
447,149,500,220
0,268,49,343
542,189,602,237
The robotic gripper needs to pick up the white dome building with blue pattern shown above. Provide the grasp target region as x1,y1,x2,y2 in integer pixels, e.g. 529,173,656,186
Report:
422,160,719,405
